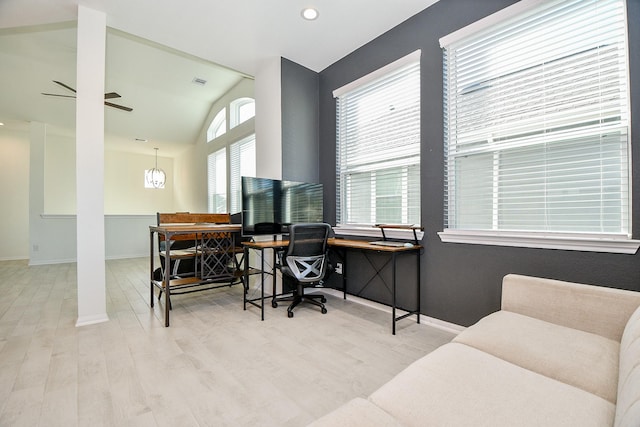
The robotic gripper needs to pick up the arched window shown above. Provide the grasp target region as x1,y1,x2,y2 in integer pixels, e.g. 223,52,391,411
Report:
230,97,255,129
207,108,226,142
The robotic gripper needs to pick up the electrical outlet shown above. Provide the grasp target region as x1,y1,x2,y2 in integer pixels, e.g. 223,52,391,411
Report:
335,262,343,274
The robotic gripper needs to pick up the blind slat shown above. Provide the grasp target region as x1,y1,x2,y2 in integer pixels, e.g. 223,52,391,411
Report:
336,53,421,226
443,0,630,235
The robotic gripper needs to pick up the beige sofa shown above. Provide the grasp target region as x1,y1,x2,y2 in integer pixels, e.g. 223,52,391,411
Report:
309,274,640,427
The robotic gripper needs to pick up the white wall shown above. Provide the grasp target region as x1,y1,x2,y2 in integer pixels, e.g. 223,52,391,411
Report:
105,150,174,214
254,57,282,180
2,125,178,262
44,134,76,213
43,135,176,215
0,127,30,260
175,77,255,213
3,74,261,263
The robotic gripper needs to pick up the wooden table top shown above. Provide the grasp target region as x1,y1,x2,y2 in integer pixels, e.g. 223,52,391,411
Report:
150,223,241,234
242,237,421,252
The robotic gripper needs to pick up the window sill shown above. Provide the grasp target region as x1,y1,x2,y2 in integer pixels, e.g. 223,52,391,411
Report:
438,229,640,254
334,225,425,241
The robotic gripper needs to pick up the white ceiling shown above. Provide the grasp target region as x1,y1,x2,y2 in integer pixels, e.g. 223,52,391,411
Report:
0,0,438,156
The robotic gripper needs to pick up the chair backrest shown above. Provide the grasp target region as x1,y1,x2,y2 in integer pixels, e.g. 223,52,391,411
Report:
284,223,331,283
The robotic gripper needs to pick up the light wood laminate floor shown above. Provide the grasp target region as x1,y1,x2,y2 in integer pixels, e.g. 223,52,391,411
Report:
0,258,455,427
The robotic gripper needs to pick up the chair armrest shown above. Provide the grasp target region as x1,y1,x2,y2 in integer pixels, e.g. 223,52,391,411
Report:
501,274,640,341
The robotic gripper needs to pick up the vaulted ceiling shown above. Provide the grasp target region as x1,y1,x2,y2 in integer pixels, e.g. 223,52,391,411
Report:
0,0,438,156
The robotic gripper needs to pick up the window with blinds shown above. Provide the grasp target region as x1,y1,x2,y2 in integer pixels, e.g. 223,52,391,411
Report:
442,0,630,236
207,148,227,213
229,134,256,214
335,51,421,226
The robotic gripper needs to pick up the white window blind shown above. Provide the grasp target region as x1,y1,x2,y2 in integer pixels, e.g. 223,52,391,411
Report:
335,51,421,226
207,148,227,213
229,134,256,213
442,0,630,236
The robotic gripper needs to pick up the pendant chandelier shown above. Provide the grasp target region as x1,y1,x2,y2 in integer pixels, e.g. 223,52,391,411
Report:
147,147,166,189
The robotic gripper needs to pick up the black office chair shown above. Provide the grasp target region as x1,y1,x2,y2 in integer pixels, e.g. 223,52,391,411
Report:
274,223,332,318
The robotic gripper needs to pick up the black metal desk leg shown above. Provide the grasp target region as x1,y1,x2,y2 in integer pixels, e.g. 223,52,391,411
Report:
243,246,249,310
260,248,265,321
164,239,171,327
150,231,154,308
416,250,421,324
392,252,397,335
342,250,347,299
271,248,278,308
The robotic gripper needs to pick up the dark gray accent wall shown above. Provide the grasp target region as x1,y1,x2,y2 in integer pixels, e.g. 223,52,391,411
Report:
280,57,320,183
288,0,640,327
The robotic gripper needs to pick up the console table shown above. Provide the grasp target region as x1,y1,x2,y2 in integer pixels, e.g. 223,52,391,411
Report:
149,223,241,326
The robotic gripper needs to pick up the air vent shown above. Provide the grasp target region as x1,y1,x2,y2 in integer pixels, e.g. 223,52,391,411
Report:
192,77,207,86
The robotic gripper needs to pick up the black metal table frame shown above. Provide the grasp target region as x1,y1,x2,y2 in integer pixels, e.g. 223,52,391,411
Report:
149,224,241,327
330,244,421,335
243,238,421,334
242,243,289,321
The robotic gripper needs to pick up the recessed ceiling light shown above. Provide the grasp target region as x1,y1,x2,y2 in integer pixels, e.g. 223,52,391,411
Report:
301,7,319,20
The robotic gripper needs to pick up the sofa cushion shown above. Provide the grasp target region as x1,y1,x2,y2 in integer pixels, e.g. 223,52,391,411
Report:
501,274,640,341
453,310,619,403
308,397,405,427
615,304,640,427
369,343,615,427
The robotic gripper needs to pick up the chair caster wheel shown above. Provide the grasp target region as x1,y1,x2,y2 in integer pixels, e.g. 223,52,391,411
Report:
287,311,294,318
321,297,327,303
321,307,327,314
272,301,278,308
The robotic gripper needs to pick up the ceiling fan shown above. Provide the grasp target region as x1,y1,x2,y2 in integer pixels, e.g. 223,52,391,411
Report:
42,80,133,112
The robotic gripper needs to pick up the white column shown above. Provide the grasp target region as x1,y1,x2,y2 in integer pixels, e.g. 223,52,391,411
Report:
254,57,282,180
28,122,46,264
75,5,108,326
253,57,283,291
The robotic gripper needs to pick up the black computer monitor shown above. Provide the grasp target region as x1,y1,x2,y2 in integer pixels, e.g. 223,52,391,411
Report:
240,176,324,236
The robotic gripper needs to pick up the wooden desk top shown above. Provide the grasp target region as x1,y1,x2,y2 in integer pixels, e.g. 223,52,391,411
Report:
329,238,421,252
242,237,421,252
150,223,241,234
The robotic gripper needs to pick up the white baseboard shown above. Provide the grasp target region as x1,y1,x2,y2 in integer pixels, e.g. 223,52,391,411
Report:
0,256,28,262
29,258,76,266
321,288,465,334
76,313,110,327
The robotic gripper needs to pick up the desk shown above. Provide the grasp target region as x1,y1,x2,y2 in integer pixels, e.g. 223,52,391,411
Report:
242,238,421,334
149,223,241,326
242,240,288,321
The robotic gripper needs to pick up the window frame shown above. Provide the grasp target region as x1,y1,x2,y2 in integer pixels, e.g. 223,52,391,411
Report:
333,50,422,234
207,147,227,213
229,134,256,214
438,0,638,254
230,97,255,129
206,108,226,142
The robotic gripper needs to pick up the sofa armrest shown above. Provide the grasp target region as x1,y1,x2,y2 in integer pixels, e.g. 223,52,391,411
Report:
501,274,640,341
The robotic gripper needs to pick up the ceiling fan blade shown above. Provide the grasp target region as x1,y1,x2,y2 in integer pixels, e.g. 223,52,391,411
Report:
105,101,133,112
42,93,76,98
104,92,121,99
53,80,76,93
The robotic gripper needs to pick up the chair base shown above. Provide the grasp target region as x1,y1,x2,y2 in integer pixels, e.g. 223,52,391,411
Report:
274,285,327,317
